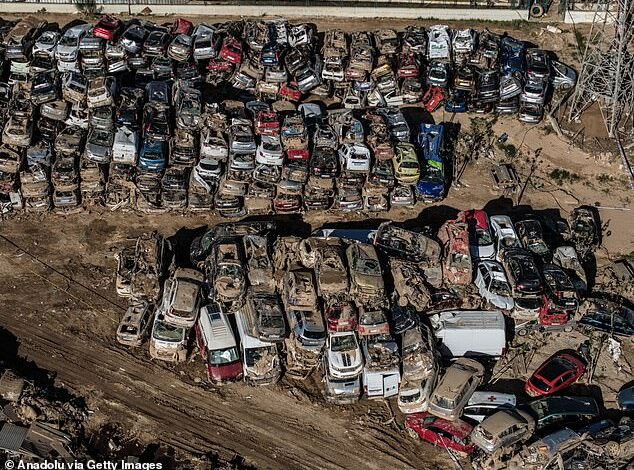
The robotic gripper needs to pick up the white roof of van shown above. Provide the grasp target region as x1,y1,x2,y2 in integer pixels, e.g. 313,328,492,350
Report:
432,310,505,330
198,304,236,350
468,391,516,407
234,310,276,349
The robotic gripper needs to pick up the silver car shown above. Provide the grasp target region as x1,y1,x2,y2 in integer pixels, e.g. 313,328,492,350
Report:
520,77,548,105
474,261,515,311
84,127,114,163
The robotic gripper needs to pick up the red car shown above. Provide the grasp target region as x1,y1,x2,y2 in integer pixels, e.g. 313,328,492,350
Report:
219,37,243,64
525,350,586,397
255,111,280,136
280,81,302,102
539,296,573,327
325,302,358,333
405,412,475,457
273,193,302,213
171,18,193,36
286,149,309,162
422,86,445,112
397,51,419,79
93,15,122,41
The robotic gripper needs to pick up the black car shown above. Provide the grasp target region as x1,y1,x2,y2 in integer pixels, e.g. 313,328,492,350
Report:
310,147,338,179
426,60,450,88
116,87,145,129
526,48,551,80
391,303,418,335
453,64,475,92
515,218,551,259
578,300,634,340
496,97,519,114
369,159,395,187
503,247,543,296
143,29,171,57
520,396,600,432
146,80,171,107
476,69,500,103
542,264,578,310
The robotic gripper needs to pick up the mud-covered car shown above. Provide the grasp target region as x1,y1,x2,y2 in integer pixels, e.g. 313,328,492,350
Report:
243,235,275,293
401,324,436,382
54,126,84,156
206,240,247,309
346,242,385,304
437,220,472,285
116,298,154,347
326,331,364,379
357,306,390,336
374,222,441,265
405,412,475,457
503,247,543,298
313,240,349,297
471,409,536,453
283,270,318,311
429,357,485,420
245,292,286,342
2,116,32,147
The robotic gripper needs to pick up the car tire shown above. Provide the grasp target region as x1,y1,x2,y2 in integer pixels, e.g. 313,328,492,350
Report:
564,325,574,333
605,441,620,458
530,4,545,17
560,82,572,91
517,328,528,337
407,428,420,440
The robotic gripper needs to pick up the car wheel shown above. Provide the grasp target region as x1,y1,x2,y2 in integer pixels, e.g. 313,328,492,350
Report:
407,428,420,441
605,441,620,458
561,82,572,91
517,328,528,337
564,325,574,333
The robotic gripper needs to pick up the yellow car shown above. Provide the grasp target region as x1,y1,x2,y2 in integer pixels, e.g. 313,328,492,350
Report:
393,142,420,184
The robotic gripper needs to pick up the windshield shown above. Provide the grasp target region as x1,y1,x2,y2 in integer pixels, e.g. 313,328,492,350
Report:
208,347,239,365
90,131,111,146
303,328,325,340
245,346,275,367
153,319,185,342
400,389,421,403
477,229,493,246
331,334,356,352
357,257,381,276
491,279,511,295
59,36,77,47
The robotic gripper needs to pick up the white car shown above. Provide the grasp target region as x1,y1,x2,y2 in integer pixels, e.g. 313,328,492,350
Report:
87,76,116,109
463,391,517,423
338,143,371,173
289,24,313,47
475,261,515,311
194,157,222,180
112,126,138,165
200,129,228,160
490,215,522,262
397,364,438,414
452,29,476,54
55,24,92,65
326,331,364,379
161,268,205,329
256,135,284,166
33,30,60,57
427,25,451,60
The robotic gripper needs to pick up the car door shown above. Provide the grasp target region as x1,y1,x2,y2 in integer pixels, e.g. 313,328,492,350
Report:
384,373,399,398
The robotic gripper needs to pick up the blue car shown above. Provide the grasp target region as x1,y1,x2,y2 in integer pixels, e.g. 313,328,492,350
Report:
444,91,468,113
416,123,446,202
138,139,168,171
260,43,279,66
500,37,526,76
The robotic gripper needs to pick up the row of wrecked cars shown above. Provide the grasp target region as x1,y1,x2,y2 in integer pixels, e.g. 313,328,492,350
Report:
0,14,576,214
111,212,634,467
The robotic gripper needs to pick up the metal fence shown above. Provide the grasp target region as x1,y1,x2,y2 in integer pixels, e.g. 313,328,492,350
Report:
16,0,529,8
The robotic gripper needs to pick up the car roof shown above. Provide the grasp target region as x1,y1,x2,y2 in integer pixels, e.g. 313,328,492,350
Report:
198,304,237,350
468,391,516,407
479,409,531,434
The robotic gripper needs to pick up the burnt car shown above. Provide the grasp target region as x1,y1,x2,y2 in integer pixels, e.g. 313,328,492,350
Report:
515,217,551,260
205,240,247,310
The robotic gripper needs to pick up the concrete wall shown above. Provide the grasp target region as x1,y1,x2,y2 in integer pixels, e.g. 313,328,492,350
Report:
0,2,531,20
564,10,614,24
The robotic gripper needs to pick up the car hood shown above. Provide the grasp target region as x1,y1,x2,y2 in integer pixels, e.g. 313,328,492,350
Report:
329,349,362,369
417,180,444,198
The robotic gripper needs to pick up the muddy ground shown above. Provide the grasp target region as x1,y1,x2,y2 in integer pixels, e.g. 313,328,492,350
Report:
1,13,633,470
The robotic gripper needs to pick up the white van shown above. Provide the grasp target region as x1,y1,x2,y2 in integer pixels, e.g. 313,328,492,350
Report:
112,126,138,165
234,310,281,385
195,304,243,383
363,367,400,399
431,310,506,358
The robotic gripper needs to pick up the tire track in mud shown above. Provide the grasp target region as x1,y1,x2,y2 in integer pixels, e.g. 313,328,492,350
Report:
0,309,436,469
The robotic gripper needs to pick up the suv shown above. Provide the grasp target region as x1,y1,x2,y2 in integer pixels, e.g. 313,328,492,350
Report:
429,357,485,420
161,268,205,328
